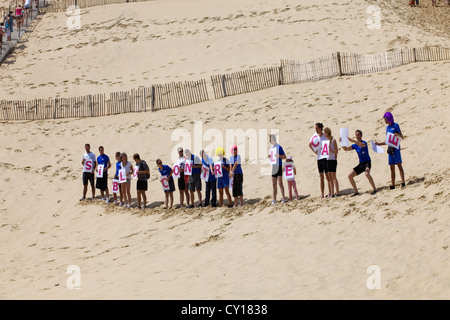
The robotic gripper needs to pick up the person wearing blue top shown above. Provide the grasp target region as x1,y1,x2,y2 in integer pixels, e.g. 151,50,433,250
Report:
113,151,123,205
157,159,175,209
268,134,286,205
375,112,406,189
215,147,233,207
230,145,244,207
201,150,217,207
185,149,203,208
96,146,111,203
342,130,377,196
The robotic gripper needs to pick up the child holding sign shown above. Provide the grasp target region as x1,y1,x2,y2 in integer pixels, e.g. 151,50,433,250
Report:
283,156,298,201
133,153,150,209
120,153,133,208
215,147,233,208
375,112,406,189
96,146,111,203
157,159,175,209
80,143,96,201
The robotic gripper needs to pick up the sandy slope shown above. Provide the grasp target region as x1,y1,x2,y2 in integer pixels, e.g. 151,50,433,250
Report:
0,57,449,299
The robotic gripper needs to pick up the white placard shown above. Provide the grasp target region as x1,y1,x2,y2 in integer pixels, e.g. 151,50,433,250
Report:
112,179,120,194
229,176,234,191
318,140,330,160
172,162,181,179
340,128,349,147
269,146,278,165
184,160,192,176
370,140,384,153
214,161,223,178
283,164,295,181
83,159,94,173
96,164,105,178
385,132,401,150
133,166,139,180
160,175,170,191
118,168,127,183
310,134,320,152
201,164,210,182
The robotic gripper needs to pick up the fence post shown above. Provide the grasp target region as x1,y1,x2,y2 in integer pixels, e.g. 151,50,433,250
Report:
221,75,227,98
53,98,58,119
89,94,93,117
151,85,155,111
413,48,417,63
278,65,283,85
336,52,342,76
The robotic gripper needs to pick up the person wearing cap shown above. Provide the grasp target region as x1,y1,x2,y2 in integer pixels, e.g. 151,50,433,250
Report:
230,145,244,207
375,112,406,189
176,147,190,208
268,134,286,204
201,150,217,207
283,156,299,201
185,149,203,208
215,147,233,207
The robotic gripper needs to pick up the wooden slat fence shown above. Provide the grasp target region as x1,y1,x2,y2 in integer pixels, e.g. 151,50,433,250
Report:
43,0,154,12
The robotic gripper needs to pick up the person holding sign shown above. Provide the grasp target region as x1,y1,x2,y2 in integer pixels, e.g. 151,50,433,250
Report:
324,128,340,197
215,147,233,208
185,149,203,208
120,153,133,208
112,152,124,205
283,156,298,201
230,145,244,207
133,153,150,209
268,134,286,204
176,147,191,208
375,112,406,189
201,150,217,207
80,143,96,201
157,159,175,209
309,123,331,198
96,146,111,203
341,130,377,196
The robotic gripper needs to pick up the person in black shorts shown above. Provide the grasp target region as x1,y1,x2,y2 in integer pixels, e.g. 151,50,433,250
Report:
341,130,377,196
81,143,96,201
176,147,190,208
133,153,150,209
185,149,203,208
268,134,286,204
309,123,331,198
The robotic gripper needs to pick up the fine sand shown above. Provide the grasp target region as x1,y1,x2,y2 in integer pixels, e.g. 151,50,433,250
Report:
0,0,449,299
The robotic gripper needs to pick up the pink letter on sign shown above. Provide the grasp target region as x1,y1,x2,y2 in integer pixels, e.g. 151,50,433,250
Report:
318,140,330,160
214,161,223,178
385,132,401,150
112,179,120,194
96,164,104,178
185,160,192,176
173,163,180,179
118,169,127,183
310,134,320,152
270,147,277,165
84,160,93,173
284,164,295,181
160,176,170,191
133,167,138,180
201,165,210,182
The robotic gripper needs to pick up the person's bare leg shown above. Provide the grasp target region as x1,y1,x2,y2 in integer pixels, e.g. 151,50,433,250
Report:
179,189,184,206
218,189,224,206
190,191,195,206
184,189,190,206
365,168,376,192
225,187,232,206
348,171,358,194
91,183,95,199
164,193,169,209
137,191,142,207
319,173,325,197
142,192,147,207
397,163,405,185
277,176,285,200
390,164,396,187
83,185,88,199
272,176,278,201
332,172,340,194
239,196,244,206
326,172,333,197
196,190,202,205
169,193,174,209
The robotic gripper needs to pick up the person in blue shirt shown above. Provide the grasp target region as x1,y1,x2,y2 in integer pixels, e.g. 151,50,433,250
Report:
230,145,244,207
268,134,286,205
342,130,377,196
215,147,233,207
185,149,203,208
113,151,123,205
157,159,175,209
201,150,217,207
96,146,111,203
375,112,406,189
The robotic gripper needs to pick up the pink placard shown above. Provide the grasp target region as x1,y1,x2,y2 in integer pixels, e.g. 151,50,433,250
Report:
184,160,192,176
173,163,180,179
214,161,223,178
284,164,295,181
112,179,120,194
160,175,170,191
385,132,401,149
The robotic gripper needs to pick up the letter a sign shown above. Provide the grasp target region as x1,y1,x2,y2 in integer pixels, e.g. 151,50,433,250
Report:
385,132,401,149
318,140,330,160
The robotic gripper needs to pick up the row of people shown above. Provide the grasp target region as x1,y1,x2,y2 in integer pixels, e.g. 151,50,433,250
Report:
80,112,405,208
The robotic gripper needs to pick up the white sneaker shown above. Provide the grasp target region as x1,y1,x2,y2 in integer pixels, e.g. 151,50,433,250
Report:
105,199,110,204
114,200,118,205
271,200,276,205
126,204,131,208
119,202,123,207
281,198,286,204
102,197,105,201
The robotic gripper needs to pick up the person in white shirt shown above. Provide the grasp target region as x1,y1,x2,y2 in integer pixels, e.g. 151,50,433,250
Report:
81,143,96,201
309,122,331,198
176,147,190,208
324,127,340,197
119,153,133,208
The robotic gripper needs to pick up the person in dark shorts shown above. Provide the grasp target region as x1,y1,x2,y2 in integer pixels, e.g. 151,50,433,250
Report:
185,149,203,208
96,146,111,203
201,150,217,207
230,145,244,207
324,127,340,197
309,122,331,198
176,147,190,208
134,153,150,209
81,143,96,201
341,130,377,196
157,159,175,209
268,134,286,204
